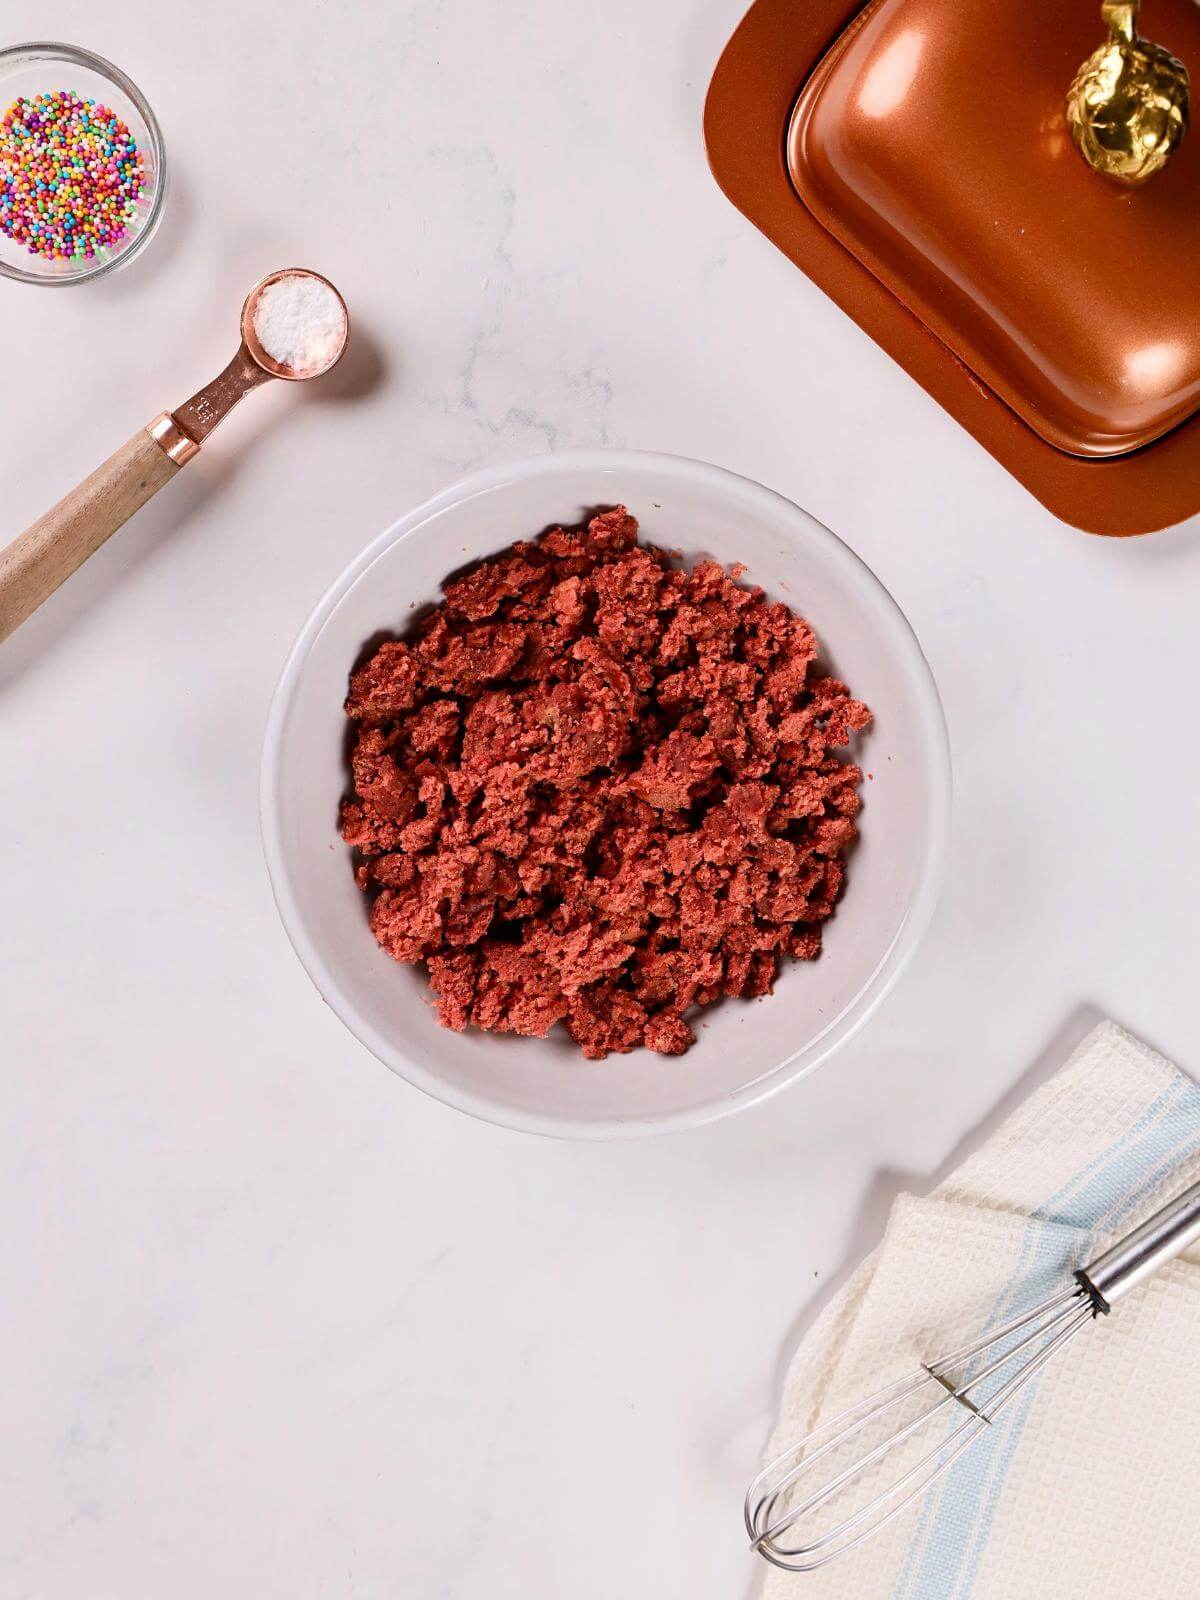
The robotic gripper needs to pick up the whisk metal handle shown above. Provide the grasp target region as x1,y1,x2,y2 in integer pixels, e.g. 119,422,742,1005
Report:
1077,1178,1200,1312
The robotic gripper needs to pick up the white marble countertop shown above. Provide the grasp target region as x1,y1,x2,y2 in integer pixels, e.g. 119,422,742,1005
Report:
6,3,1200,1595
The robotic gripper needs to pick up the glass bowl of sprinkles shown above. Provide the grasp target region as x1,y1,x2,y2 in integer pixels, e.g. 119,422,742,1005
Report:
0,42,165,285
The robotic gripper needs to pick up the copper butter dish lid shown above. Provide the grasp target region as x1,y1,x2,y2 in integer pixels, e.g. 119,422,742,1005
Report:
705,0,1200,533
789,0,1200,459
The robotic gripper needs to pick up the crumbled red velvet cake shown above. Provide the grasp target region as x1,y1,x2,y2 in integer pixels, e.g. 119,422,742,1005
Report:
341,509,870,1059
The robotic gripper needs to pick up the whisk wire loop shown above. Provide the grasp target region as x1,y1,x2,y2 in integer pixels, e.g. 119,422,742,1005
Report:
746,1285,1095,1572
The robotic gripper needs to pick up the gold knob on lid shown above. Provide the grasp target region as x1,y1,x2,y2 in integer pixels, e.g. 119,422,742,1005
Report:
1067,0,1189,185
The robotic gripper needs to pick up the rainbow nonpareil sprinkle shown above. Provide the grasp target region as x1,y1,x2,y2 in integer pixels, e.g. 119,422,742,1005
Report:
0,89,145,262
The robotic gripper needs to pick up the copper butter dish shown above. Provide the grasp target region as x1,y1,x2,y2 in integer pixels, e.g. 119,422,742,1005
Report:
705,0,1200,534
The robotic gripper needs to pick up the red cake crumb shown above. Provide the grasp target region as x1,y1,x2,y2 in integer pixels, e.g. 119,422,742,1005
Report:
341,508,870,1060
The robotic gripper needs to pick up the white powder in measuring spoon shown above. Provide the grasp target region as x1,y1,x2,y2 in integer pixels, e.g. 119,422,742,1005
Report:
252,274,346,375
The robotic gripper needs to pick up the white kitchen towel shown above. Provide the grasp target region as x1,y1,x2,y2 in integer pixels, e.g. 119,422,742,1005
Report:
759,1020,1200,1600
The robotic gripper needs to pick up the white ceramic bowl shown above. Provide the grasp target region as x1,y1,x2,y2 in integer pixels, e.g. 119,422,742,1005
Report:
261,451,950,1138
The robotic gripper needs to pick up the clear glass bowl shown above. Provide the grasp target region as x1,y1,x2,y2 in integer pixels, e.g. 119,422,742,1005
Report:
0,42,165,285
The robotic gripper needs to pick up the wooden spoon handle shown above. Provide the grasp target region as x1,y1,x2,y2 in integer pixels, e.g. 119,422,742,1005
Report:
0,427,182,645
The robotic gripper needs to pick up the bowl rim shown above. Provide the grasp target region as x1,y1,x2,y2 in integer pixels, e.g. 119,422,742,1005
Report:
259,449,952,1140
0,41,167,285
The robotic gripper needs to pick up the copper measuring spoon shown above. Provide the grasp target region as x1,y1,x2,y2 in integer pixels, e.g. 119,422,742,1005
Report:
0,268,349,645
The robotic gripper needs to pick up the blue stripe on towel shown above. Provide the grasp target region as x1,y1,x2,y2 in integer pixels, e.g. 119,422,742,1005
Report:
891,1070,1200,1600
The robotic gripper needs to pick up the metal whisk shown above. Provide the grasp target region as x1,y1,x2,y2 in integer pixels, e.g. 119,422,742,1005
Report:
747,1177,1200,1573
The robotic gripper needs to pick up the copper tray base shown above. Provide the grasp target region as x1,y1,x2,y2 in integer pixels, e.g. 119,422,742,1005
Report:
704,0,1200,536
